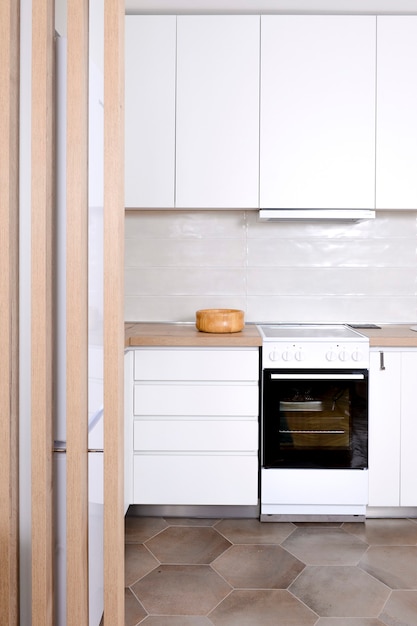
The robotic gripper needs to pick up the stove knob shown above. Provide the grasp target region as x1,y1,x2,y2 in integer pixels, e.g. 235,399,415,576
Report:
339,350,349,362
326,350,337,362
295,350,305,361
268,350,280,362
282,350,293,362
352,350,363,362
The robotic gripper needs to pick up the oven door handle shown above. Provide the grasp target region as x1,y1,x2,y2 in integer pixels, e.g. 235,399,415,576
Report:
270,373,365,380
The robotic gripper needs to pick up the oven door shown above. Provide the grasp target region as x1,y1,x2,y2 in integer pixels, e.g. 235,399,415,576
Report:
262,368,368,470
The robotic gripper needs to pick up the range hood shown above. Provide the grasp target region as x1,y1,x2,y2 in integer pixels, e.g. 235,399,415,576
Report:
259,209,376,221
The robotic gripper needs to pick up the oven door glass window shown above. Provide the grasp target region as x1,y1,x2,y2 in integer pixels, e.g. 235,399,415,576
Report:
262,369,368,469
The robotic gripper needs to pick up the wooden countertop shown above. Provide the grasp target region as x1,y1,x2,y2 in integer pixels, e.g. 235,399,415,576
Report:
125,322,262,347
356,324,417,348
125,322,417,349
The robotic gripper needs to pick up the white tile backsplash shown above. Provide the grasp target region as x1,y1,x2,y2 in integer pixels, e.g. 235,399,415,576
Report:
124,209,417,323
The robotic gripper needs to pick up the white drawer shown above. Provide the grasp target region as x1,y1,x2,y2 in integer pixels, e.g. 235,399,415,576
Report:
133,419,258,452
134,348,259,381
134,383,258,416
133,454,258,505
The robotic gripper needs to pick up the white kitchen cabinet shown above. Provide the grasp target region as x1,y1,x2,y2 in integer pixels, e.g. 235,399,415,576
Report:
125,15,176,208
399,352,417,505
175,15,260,208
131,347,259,506
376,17,417,209
260,15,376,210
368,349,417,507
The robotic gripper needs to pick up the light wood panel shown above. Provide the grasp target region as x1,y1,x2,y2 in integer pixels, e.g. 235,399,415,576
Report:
0,1,20,624
104,0,125,623
31,0,55,623
66,0,89,623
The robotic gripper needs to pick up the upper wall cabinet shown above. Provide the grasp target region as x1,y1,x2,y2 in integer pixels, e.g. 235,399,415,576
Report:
176,16,260,208
125,16,176,208
376,17,417,209
260,16,376,210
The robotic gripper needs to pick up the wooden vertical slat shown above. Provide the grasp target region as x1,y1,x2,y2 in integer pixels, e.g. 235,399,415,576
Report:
104,0,125,623
66,0,90,624
0,1,20,624
31,0,55,624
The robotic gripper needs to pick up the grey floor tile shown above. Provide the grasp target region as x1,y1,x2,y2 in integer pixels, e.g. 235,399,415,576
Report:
125,516,168,544
359,546,417,589
145,526,231,564
282,526,368,565
343,519,417,546
125,587,147,626
214,518,295,544
208,589,317,626
212,543,304,589
125,543,159,587
141,617,213,625
315,617,384,626
289,565,390,618
131,564,231,616
125,517,417,623
379,590,417,626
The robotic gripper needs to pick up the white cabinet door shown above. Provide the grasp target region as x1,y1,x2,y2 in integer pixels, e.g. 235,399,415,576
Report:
125,16,176,208
368,350,401,506
400,351,417,505
176,15,260,208
260,15,376,210
376,17,417,209
133,455,258,506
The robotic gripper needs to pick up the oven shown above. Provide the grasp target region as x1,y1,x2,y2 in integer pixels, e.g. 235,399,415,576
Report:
258,324,370,522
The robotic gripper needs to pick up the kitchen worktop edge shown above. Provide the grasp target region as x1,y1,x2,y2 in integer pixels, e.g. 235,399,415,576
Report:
125,321,262,347
125,322,417,349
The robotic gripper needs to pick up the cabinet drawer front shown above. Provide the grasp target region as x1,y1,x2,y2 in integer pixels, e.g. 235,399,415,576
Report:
134,348,259,381
134,383,258,416
134,419,258,452
133,455,258,505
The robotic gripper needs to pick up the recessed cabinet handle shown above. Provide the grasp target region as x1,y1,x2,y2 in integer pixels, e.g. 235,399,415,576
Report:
379,351,386,371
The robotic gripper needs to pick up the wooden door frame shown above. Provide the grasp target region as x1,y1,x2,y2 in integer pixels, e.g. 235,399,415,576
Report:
0,1,20,624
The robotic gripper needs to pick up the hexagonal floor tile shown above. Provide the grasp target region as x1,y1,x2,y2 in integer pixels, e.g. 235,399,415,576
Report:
289,565,390,618
379,590,417,626
141,617,214,625
131,564,231,615
125,587,147,626
208,589,317,626
282,526,368,565
316,617,386,626
214,518,295,544
360,546,417,589
145,526,232,564
343,518,417,546
125,543,159,586
125,515,168,544
212,544,304,588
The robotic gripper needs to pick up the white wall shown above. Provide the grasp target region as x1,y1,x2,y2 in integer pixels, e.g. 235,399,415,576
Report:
125,210,417,324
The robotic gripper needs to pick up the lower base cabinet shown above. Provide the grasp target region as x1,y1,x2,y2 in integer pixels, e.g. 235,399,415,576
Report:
127,347,259,507
368,349,417,507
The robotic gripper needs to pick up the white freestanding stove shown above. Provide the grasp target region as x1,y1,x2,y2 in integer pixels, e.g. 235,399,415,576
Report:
258,324,369,522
